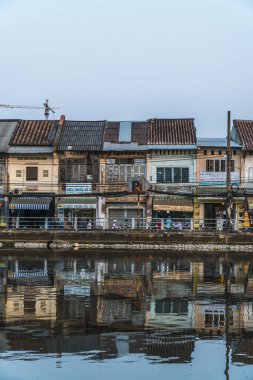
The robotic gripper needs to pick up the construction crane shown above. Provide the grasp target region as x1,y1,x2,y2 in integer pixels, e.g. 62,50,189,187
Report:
0,99,60,120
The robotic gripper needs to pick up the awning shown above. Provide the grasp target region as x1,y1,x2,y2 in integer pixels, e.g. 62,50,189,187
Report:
153,199,193,212
57,197,97,209
9,197,52,210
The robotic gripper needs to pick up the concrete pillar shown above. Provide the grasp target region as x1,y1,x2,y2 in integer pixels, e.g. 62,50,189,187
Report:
44,260,47,275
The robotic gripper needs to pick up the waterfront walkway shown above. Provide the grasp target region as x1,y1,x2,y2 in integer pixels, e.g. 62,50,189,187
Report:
0,229,253,253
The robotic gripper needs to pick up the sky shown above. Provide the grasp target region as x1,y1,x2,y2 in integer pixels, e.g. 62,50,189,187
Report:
0,0,253,136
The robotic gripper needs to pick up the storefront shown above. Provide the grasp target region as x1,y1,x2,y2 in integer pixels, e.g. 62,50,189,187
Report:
9,195,54,228
56,197,97,228
194,197,240,230
106,195,146,228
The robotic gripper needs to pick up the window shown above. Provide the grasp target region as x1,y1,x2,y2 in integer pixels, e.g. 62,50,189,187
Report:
16,170,22,178
60,158,86,183
211,150,215,155
249,167,253,182
204,150,207,155
156,167,189,183
218,150,222,155
43,170,49,178
206,160,214,171
106,163,146,183
233,150,237,155
26,167,38,181
206,159,234,172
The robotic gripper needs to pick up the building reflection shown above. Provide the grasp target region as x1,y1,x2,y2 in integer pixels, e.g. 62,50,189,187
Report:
0,256,252,364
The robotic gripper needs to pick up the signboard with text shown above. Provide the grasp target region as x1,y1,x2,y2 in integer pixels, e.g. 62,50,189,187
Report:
200,172,240,185
66,183,92,194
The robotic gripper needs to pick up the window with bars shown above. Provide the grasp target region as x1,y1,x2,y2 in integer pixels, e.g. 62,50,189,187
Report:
26,167,38,181
156,167,189,183
43,170,49,178
206,159,234,172
106,164,146,183
16,170,22,178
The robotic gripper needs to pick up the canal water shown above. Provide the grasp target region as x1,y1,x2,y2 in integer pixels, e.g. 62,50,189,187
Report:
0,252,253,380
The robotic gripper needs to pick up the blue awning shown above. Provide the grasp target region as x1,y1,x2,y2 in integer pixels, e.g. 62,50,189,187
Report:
9,197,52,210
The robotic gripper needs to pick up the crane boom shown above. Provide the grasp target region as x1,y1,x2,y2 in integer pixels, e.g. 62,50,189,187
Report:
0,99,60,120
0,104,44,109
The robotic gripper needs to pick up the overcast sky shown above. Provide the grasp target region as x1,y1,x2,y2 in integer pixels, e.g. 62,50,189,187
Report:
1,0,253,136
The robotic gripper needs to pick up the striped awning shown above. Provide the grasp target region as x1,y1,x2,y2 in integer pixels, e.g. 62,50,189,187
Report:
9,197,52,210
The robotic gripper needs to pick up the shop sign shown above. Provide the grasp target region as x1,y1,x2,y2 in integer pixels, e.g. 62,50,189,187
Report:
58,203,96,209
66,183,92,194
200,171,240,185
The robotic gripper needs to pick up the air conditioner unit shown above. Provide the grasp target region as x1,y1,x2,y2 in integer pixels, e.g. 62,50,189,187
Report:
13,188,22,195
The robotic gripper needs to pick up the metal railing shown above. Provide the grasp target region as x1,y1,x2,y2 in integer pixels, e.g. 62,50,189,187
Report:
0,216,246,231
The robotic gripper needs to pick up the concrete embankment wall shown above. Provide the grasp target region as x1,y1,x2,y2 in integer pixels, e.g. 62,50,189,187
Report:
0,230,253,253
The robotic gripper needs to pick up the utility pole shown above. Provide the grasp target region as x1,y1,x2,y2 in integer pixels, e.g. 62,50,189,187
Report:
226,111,232,230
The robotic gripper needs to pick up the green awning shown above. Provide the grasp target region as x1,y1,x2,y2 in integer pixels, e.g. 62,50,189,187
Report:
57,197,97,209
57,197,97,204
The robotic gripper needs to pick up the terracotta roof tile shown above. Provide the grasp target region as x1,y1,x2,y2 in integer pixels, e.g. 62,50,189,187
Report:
147,118,196,145
10,120,58,146
233,119,253,149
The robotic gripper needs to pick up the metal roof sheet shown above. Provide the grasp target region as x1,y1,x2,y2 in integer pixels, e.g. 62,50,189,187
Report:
103,142,148,151
148,144,196,150
148,118,196,145
8,146,53,154
57,120,106,151
119,121,131,142
197,138,241,148
0,120,19,152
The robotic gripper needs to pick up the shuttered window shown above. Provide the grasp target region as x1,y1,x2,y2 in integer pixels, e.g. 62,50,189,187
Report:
106,164,146,183
60,158,87,183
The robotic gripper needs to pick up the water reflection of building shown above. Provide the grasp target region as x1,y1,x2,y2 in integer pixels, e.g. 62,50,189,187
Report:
94,260,149,327
1,256,253,364
5,260,57,323
146,260,197,330
232,335,253,365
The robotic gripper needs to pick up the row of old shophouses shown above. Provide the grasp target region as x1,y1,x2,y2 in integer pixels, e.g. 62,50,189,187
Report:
1,116,253,229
